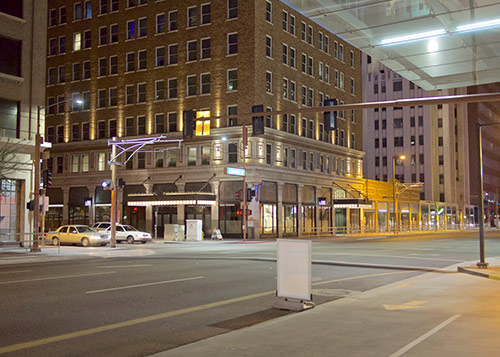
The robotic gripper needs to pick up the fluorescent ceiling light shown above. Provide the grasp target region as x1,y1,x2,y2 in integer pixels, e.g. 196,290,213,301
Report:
456,18,500,32
380,29,446,45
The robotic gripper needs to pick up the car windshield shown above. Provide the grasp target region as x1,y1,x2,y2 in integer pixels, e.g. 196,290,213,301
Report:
77,226,96,233
124,225,138,231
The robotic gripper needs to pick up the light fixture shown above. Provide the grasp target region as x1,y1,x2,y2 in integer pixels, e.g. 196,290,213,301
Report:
74,99,84,104
221,137,227,141
456,18,500,32
380,28,446,46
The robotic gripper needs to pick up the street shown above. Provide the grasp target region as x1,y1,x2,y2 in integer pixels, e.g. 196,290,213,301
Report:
1,231,499,356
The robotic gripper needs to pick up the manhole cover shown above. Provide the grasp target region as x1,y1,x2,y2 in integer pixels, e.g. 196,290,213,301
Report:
312,289,361,297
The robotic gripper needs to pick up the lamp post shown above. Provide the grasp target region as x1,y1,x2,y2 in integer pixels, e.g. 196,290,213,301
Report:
392,154,406,234
33,98,83,251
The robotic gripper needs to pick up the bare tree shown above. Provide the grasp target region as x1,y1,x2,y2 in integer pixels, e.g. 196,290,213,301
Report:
0,139,32,181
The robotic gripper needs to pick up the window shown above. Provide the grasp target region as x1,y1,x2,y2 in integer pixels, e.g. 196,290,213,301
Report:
266,36,272,58
110,0,118,11
351,78,355,95
126,52,135,71
98,57,106,77
227,33,238,55
137,116,146,135
127,20,135,40
155,113,164,133
72,63,81,81
84,0,92,18
168,44,178,64
227,69,237,91
138,50,147,70
351,133,355,149
48,37,56,56
227,105,237,126
74,3,82,20
282,10,288,31
49,8,57,26
282,43,288,64
168,78,177,99
418,116,424,126
439,155,444,165
110,24,118,43
228,0,237,19
108,87,117,107
382,119,387,129
307,25,313,45
138,17,147,37
394,137,404,146
228,143,238,163
109,55,118,74
97,89,106,108
307,88,313,107
301,22,306,41
290,81,296,102
72,155,79,173
266,1,272,23
419,135,424,145
125,85,134,105
168,112,177,132
394,118,403,128
59,36,66,54
97,121,106,139
126,117,134,136
99,27,107,45
99,0,107,14
187,6,197,27
289,47,296,68
155,79,165,100
201,3,211,24
48,68,56,85
187,75,196,96
188,147,197,165
58,65,66,83
59,6,67,23
156,14,165,34
438,136,443,146
266,144,272,164
266,71,272,93
56,126,64,143
350,50,355,67
169,10,178,31
73,32,81,51
438,118,443,128
291,149,296,168
137,83,146,103
410,135,415,146
187,40,197,61
339,44,344,61
393,80,402,91
302,151,307,169
200,73,211,95
201,38,211,59
83,30,91,49
290,114,296,134
282,78,288,99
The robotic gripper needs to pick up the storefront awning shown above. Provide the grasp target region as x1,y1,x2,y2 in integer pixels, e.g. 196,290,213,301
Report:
127,192,216,207
334,198,373,209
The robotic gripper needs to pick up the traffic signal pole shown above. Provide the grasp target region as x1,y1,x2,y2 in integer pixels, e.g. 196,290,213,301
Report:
242,125,248,241
110,138,117,248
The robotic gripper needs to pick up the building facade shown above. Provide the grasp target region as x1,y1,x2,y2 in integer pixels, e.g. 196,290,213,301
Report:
44,0,365,238
0,1,47,240
362,54,474,229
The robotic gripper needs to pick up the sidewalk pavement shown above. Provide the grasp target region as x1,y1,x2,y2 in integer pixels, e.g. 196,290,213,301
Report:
150,257,500,357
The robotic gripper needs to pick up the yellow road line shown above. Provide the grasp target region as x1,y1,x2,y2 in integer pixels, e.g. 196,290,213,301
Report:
0,271,410,354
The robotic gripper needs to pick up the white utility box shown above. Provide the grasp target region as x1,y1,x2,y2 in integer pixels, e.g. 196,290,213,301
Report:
186,220,202,241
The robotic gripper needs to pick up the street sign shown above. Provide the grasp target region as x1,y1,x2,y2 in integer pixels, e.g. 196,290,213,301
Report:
226,167,246,176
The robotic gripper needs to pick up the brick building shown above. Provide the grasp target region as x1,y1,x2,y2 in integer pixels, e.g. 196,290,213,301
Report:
44,0,364,238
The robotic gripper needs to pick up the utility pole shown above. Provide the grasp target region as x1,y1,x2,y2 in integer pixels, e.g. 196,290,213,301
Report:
110,138,117,248
31,107,42,252
242,125,247,241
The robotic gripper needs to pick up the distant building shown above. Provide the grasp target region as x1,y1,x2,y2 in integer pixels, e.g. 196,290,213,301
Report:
362,54,474,228
45,0,363,238
0,1,47,240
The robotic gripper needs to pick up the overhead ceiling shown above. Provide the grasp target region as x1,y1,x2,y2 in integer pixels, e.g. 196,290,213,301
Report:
285,0,500,90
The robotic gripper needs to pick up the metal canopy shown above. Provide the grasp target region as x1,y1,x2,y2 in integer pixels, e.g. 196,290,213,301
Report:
285,0,500,90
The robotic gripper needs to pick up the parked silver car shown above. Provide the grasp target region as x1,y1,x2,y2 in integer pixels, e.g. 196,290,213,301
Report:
92,223,152,244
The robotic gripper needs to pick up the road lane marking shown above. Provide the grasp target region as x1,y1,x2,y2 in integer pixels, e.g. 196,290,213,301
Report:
0,271,117,285
0,270,31,275
86,276,204,294
96,264,152,268
388,314,461,357
384,301,427,310
0,271,409,354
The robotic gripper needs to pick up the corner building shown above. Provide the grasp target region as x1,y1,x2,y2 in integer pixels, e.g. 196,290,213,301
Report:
45,0,363,238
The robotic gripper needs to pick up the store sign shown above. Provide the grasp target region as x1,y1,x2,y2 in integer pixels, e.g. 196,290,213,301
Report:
226,167,246,176
318,197,327,206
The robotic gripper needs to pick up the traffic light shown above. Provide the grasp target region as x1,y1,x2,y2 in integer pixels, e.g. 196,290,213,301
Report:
252,105,264,135
42,170,52,188
117,178,125,188
183,110,195,138
323,98,338,131
26,200,35,211
246,188,256,201
235,189,243,201
101,179,113,190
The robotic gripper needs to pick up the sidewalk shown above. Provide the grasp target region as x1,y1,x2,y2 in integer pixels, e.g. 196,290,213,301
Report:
151,257,500,357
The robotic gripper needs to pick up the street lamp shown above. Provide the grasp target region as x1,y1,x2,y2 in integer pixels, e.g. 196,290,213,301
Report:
32,98,83,251
392,154,406,234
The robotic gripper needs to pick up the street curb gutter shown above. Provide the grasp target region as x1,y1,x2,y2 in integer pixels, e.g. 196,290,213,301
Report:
457,266,500,280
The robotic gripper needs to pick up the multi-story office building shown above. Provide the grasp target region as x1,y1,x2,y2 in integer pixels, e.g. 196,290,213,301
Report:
467,83,500,223
0,1,47,240
362,54,474,228
44,0,364,239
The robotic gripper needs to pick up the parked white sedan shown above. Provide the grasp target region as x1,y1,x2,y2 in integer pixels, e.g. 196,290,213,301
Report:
93,223,152,244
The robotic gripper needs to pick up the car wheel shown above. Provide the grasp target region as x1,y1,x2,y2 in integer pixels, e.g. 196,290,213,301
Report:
81,237,90,247
52,237,59,246
127,236,135,244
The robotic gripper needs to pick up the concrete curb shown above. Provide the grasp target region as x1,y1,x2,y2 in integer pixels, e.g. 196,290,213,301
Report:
457,266,500,280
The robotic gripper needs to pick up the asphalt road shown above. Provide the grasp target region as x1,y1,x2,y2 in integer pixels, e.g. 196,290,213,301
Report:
1,231,499,356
